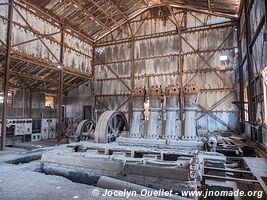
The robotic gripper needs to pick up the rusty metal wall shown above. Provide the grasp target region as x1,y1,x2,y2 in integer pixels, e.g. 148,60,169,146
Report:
0,3,93,72
239,0,267,141
95,10,240,133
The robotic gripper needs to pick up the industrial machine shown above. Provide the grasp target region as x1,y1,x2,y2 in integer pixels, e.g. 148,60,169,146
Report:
9,119,32,143
68,119,95,143
146,86,162,139
129,87,146,138
68,83,202,146
183,83,199,140
41,118,57,140
44,83,263,198
0,118,59,144
164,84,181,139
65,118,80,137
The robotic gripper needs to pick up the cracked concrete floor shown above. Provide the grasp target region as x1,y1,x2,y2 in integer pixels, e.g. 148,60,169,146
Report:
0,147,169,200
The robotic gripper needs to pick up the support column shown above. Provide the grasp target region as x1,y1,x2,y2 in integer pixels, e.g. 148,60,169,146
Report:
130,88,145,138
244,0,255,140
164,85,181,139
237,22,245,133
146,86,162,139
129,37,135,123
183,83,199,139
1,0,13,151
29,89,32,118
57,20,65,142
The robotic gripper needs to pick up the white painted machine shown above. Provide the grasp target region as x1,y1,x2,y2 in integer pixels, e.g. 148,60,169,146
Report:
41,118,57,140
6,119,32,135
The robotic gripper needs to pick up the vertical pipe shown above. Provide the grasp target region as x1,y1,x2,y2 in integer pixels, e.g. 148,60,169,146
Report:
57,1,65,142
1,0,13,151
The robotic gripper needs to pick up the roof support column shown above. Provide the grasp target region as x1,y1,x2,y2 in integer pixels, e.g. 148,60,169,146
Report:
1,0,13,151
57,1,65,143
244,0,255,140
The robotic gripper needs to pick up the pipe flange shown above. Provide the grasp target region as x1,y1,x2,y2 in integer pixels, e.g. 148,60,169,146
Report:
132,87,146,96
165,85,180,95
184,83,199,94
148,86,162,96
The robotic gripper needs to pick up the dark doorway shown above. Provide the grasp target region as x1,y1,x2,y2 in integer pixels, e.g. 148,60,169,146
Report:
83,105,92,120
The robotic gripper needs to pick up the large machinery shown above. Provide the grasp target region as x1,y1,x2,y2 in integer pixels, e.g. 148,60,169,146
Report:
68,83,202,146
44,83,254,197
164,85,181,140
146,86,162,139
129,87,146,138
183,83,199,140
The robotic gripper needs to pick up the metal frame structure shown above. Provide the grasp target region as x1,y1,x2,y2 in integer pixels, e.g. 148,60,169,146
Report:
238,0,267,141
0,0,242,150
94,5,238,134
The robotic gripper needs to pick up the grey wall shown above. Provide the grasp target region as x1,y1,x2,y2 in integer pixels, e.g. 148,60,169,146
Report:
3,90,57,119
65,81,94,120
94,9,239,133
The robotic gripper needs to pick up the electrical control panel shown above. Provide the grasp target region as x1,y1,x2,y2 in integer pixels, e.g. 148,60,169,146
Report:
6,119,32,135
41,118,57,140
31,133,41,142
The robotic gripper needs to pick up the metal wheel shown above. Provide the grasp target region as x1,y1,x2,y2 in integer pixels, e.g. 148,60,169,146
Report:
94,111,129,143
75,120,95,141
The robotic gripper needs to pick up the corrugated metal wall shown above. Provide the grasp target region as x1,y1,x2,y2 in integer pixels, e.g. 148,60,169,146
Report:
0,3,93,72
239,0,267,142
95,10,239,133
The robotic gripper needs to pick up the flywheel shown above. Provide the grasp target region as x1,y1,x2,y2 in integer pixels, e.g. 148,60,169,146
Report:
94,111,129,143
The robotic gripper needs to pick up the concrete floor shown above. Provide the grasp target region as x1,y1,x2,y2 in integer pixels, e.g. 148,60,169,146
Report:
0,147,170,200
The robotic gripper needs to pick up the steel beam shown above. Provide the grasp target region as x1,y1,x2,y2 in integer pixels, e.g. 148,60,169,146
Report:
1,0,13,151
29,89,32,118
97,22,235,47
90,0,131,37
57,1,65,142
244,0,255,140
16,0,94,44
237,19,245,133
13,6,60,63
0,49,92,79
69,0,111,32
183,29,234,86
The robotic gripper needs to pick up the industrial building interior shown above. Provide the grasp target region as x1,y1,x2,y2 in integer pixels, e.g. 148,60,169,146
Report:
0,0,266,199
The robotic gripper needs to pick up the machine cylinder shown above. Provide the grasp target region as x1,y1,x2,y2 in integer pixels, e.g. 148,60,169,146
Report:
146,86,162,139
130,88,146,138
164,85,181,139
183,83,199,139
